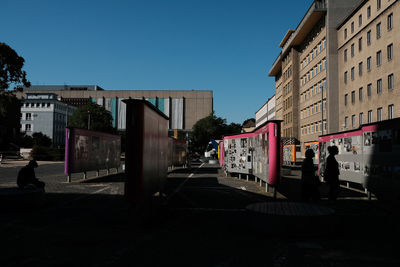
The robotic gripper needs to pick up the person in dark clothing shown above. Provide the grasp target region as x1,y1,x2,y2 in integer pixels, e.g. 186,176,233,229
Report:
324,146,340,201
301,149,320,201
17,160,45,190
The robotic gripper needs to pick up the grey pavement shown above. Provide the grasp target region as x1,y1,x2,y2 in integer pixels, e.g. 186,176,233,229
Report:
0,161,399,266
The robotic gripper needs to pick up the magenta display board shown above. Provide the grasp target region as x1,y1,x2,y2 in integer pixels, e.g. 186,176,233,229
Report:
64,128,121,174
318,118,400,200
222,120,281,185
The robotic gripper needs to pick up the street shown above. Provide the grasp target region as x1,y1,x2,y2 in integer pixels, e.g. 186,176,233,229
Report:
0,161,400,266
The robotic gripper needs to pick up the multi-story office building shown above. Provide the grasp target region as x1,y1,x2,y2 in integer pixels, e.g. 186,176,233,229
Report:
269,0,360,149
17,85,213,131
20,93,76,146
338,0,400,130
255,95,276,127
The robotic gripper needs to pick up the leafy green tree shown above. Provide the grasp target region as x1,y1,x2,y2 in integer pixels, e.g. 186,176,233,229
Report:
0,43,30,91
0,43,30,150
68,102,115,134
0,93,22,150
242,118,256,127
191,112,241,153
32,132,52,147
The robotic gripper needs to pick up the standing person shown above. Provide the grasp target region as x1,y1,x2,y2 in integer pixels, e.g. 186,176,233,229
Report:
301,149,320,201
17,160,45,190
324,146,340,202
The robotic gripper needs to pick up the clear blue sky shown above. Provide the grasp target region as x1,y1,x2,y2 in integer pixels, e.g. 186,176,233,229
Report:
3,0,312,124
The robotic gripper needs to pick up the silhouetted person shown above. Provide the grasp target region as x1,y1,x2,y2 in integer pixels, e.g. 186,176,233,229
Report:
17,160,45,190
324,146,340,202
301,149,320,201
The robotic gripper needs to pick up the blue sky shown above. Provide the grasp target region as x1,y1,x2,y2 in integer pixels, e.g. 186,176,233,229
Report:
3,0,312,124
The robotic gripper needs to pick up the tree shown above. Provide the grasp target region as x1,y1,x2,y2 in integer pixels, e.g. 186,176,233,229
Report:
242,118,256,127
32,132,52,147
0,43,30,150
0,43,30,91
0,93,22,150
68,102,115,134
191,112,241,153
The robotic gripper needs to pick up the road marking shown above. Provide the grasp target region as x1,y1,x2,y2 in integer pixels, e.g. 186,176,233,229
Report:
170,207,246,212
166,163,204,202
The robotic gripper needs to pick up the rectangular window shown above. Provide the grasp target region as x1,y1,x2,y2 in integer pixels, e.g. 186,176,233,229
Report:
359,87,363,101
367,30,371,45
367,6,371,18
377,50,382,66
351,22,354,33
359,113,364,125
388,73,394,90
344,71,348,84
351,43,355,57
387,43,393,61
367,83,372,96
323,38,326,49
358,37,362,51
377,79,382,93
377,0,381,9
388,13,393,30
25,124,31,131
351,91,356,104
26,113,31,120
344,28,347,39
377,107,382,121
352,115,356,128
359,14,362,26
359,62,363,76
345,94,348,106
345,117,348,128
388,104,394,119
377,22,381,39
351,67,355,80
368,110,373,123
367,56,372,71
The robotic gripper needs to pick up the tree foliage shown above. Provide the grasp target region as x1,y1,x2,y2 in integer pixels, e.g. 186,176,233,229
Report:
0,43,30,150
0,43,30,91
68,102,115,134
0,93,22,150
191,112,241,152
242,118,256,127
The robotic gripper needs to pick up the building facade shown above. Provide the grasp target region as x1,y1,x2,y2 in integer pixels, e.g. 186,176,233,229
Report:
338,0,400,130
255,95,276,127
269,0,361,150
20,93,76,146
17,85,213,131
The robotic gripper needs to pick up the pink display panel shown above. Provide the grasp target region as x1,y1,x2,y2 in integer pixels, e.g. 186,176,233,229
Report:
64,128,121,174
222,120,281,185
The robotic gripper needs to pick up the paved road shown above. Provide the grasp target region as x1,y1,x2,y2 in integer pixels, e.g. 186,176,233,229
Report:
1,162,399,266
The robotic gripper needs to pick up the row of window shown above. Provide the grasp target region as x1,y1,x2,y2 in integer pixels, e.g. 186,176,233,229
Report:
301,120,327,136
300,58,327,86
344,44,393,83
343,0,388,40
283,81,292,96
300,38,326,70
344,13,393,61
301,79,327,103
344,74,394,106
283,111,293,125
23,102,51,108
344,104,394,128
300,100,326,119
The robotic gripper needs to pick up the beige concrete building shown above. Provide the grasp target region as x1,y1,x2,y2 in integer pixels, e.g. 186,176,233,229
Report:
269,0,361,149
338,0,400,130
17,85,213,131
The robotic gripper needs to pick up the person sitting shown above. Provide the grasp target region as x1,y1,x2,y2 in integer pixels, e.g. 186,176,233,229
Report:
17,160,45,190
